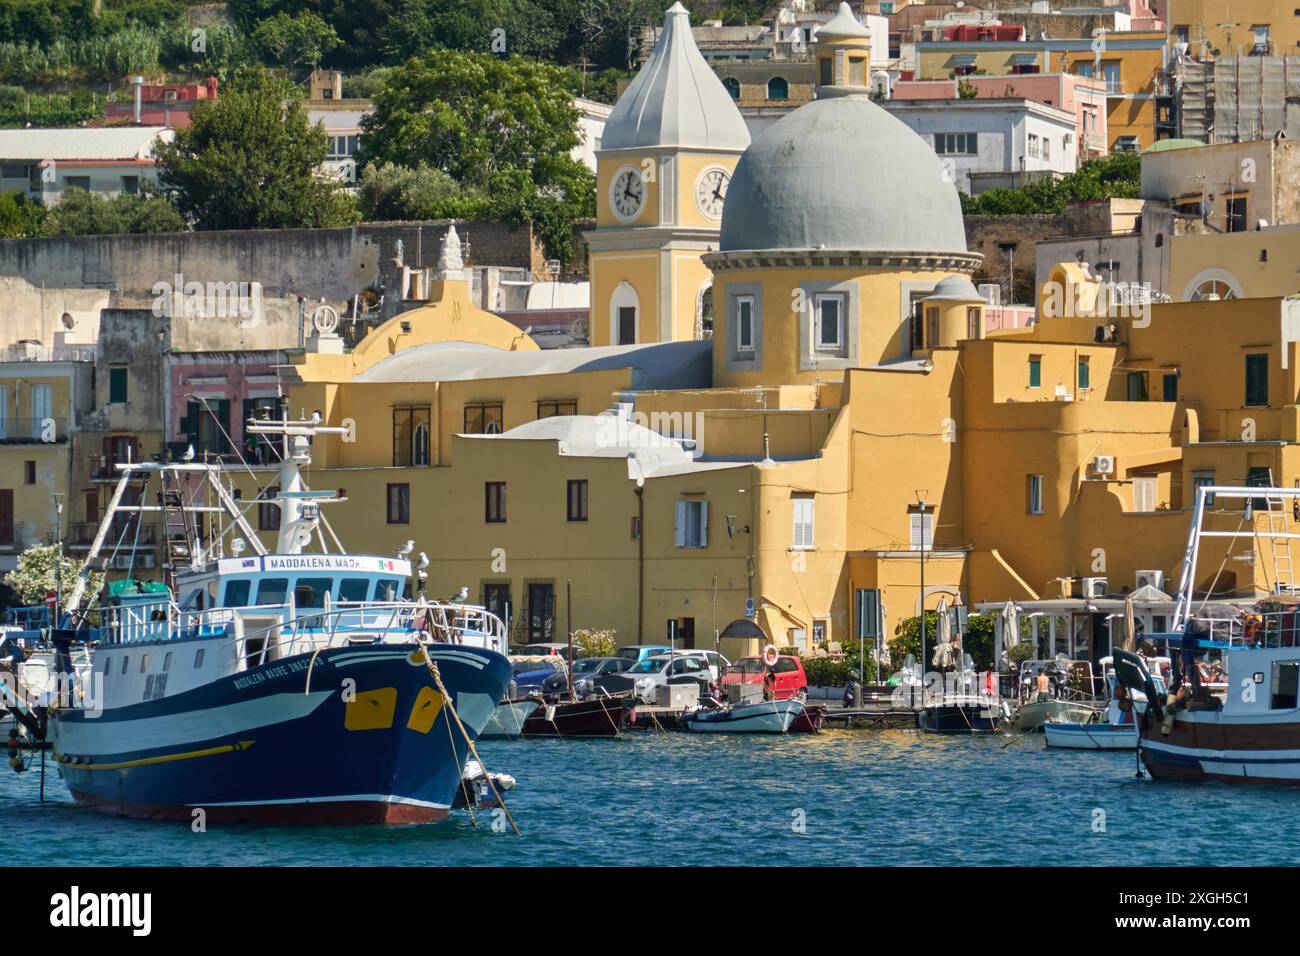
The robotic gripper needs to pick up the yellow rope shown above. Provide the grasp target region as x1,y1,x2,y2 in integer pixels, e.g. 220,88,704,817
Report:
417,646,520,836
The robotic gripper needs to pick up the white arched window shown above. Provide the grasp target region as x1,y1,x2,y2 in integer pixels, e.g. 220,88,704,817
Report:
1182,268,1243,302
610,281,640,346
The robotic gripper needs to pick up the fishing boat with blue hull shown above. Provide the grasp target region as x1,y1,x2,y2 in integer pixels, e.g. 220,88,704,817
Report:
44,416,512,824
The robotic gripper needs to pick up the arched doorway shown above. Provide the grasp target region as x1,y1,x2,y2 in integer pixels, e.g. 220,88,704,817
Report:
695,281,714,340
610,281,639,345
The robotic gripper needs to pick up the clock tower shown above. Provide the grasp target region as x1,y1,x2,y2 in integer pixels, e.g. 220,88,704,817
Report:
586,2,750,347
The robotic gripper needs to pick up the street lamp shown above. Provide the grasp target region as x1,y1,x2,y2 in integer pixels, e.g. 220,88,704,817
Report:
907,492,935,700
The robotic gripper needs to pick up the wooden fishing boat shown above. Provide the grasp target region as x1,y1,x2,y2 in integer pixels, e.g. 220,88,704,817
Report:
1044,721,1138,750
789,703,825,733
520,694,635,738
916,699,1003,734
682,698,803,733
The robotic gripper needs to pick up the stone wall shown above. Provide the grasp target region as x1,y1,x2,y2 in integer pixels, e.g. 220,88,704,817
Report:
0,220,544,331
964,213,1070,304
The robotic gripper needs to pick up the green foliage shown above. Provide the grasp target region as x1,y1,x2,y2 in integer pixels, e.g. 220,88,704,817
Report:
41,187,185,237
252,11,340,68
357,162,486,221
3,544,102,612
889,612,996,672
0,190,45,239
571,627,616,657
361,51,595,263
957,78,977,99
0,88,103,127
380,0,564,62
961,151,1141,215
156,70,358,230
802,656,849,687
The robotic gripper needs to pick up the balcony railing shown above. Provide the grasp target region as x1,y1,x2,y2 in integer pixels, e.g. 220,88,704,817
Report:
67,521,157,547
0,418,70,443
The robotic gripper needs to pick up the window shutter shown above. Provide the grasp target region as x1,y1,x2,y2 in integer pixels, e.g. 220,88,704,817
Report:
698,501,708,547
675,501,687,547
216,399,231,452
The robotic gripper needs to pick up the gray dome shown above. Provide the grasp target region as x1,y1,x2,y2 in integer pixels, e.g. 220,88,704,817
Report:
719,95,969,256
926,275,983,300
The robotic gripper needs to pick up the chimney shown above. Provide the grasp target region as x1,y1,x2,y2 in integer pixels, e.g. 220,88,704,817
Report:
132,76,144,124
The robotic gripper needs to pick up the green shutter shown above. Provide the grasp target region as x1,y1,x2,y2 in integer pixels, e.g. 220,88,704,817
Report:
1162,373,1178,402
1028,358,1041,388
1246,354,1268,406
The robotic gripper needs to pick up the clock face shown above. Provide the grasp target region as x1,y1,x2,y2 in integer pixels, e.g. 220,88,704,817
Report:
610,166,645,220
695,167,730,220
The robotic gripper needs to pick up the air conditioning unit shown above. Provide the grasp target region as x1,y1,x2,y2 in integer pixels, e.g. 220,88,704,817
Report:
1081,576,1108,599
1135,569,1165,591
1091,455,1115,476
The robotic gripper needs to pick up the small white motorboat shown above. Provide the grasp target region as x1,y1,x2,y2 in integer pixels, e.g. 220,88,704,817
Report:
479,698,541,739
683,698,804,733
1044,721,1138,750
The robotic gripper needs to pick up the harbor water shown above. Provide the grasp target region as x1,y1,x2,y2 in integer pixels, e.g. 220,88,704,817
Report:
4,730,1298,866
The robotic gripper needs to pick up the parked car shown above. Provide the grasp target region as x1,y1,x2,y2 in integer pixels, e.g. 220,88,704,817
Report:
721,656,809,700
615,644,672,665
605,653,713,702
678,650,731,682
542,656,631,698
520,643,572,657
509,655,566,694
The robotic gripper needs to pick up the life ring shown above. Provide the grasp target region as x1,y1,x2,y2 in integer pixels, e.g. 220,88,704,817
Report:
762,644,779,667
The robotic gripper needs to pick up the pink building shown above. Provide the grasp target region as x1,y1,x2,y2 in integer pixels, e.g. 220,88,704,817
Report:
101,78,218,129
164,352,288,466
891,72,1109,160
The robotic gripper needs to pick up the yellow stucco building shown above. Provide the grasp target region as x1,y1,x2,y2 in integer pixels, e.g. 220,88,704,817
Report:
1169,0,1300,57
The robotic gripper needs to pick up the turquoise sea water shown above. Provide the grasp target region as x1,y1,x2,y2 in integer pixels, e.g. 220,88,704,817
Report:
3,729,1299,866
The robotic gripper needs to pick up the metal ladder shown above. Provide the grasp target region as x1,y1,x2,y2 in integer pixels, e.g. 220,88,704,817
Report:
1261,472,1298,594
159,470,196,580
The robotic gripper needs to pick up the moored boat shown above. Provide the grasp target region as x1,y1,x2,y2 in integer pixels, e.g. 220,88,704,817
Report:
520,694,635,738
480,698,543,739
1044,721,1138,750
44,416,513,824
916,698,1004,733
682,698,803,733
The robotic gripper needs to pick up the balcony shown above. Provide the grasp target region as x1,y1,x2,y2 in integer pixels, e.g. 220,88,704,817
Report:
0,418,70,444
67,521,158,548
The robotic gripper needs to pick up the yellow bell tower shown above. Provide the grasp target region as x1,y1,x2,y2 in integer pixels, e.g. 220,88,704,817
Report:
586,2,751,347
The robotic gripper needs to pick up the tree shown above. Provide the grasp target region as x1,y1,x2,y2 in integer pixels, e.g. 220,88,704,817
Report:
0,190,45,238
41,188,184,237
251,10,340,68
357,162,485,221
890,612,995,672
577,0,665,70
380,0,563,62
961,151,1141,215
3,544,102,612
361,51,595,263
155,70,358,230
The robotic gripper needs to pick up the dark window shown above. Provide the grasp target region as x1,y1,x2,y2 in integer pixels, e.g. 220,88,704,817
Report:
376,578,402,601
294,577,333,609
483,583,511,624
1077,356,1091,390
537,399,578,418
255,578,288,605
767,77,789,100
23,460,34,484
617,307,636,345
1028,356,1041,387
464,402,503,434
1272,661,1299,709
258,486,280,531
819,57,833,85
722,77,740,99
109,366,128,404
527,583,555,643
180,398,231,456
224,579,251,606
1245,354,1269,406
121,175,139,195
386,483,410,524
1247,467,1271,511
1226,196,1248,233
392,405,431,466
1163,372,1179,402
485,482,506,523
242,396,283,464
338,578,369,603
1126,371,1149,401
567,479,588,522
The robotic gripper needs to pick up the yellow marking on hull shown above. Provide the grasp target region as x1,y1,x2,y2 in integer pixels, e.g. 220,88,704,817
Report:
55,740,255,771
344,687,397,731
406,686,445,733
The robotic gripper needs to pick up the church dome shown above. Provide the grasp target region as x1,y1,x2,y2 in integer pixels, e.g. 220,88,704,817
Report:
602,2,750,152
719,94,969,257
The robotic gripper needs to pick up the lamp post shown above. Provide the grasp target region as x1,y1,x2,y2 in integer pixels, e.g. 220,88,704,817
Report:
908,492,933,704
53,493,65,628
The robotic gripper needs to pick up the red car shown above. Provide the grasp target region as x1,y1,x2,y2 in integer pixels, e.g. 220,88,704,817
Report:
721,655,809,700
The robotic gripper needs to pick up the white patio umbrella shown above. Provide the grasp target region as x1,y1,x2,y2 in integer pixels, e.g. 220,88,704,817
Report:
932,597,956,669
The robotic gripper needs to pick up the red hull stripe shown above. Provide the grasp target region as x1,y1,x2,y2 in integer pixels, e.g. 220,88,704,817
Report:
70,789,450,825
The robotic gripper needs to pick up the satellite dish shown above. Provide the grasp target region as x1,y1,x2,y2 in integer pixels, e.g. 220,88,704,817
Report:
311,304,340,335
